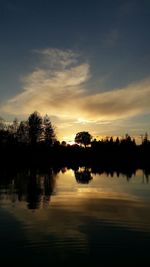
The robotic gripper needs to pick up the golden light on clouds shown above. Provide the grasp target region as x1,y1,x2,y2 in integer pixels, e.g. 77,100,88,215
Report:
1,48,150,139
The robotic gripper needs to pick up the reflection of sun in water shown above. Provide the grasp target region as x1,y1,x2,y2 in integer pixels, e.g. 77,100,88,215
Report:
77,188,100,194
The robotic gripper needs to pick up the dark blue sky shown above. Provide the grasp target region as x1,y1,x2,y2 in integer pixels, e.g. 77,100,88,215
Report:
0,0,150,140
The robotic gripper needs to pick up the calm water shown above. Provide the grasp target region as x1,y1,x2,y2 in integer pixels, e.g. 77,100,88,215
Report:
0,167,150,266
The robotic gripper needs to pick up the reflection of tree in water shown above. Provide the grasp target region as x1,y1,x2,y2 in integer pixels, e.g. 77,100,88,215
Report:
0,166,150,208
74,168,93,184
42,172,56,208
26,169,42,209
142,169,149,184
26,169,56,209
0,168,57,209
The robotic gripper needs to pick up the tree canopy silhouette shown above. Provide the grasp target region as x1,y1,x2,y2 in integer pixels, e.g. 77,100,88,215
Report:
75,131,92,147
43,114,56,145
28,111,43,144
0,111,150,169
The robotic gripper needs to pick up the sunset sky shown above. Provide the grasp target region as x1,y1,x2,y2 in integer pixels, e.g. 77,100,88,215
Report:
0,0,150,141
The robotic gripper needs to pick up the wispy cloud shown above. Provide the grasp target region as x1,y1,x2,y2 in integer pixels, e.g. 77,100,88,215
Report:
1,48,150,128
80,78,150,120
35,48,79,69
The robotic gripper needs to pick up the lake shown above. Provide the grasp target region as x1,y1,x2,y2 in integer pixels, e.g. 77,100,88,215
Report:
0,167,150,266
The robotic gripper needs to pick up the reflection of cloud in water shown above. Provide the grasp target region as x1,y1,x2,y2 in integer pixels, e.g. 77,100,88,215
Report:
1,176,150,266
0,167,150,265
6,195,150,242
1,197,150,266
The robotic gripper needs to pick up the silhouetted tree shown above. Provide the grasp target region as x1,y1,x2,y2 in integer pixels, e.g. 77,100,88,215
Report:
8,118,19,136
115,137,120,145
142,132,149,145
61,141,67,146
43,114,56,145
75,131,92,147
13,118,19,133
28,111,43,144
0,117,6,131
17,121,29,143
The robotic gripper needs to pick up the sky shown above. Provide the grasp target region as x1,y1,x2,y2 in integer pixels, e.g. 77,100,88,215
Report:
0,0,150,142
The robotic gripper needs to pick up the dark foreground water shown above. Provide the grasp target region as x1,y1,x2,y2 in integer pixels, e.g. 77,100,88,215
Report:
0,167,150,266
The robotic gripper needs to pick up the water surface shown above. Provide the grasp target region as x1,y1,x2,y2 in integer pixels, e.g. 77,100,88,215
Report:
0,168,150,266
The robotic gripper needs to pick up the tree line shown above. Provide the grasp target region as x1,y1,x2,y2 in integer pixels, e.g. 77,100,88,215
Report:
0,111,149,146
0,111,150,168
0,111,56,145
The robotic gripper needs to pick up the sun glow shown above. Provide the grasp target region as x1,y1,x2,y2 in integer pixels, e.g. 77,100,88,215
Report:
77,118,92,124
61,134,76,144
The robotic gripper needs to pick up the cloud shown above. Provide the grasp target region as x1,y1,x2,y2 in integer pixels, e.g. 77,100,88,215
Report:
1,48,150,126
80,79,150,120
33,48,79,69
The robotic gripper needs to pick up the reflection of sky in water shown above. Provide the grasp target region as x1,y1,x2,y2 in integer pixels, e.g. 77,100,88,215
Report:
0,169,150,266
55,169,150,201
